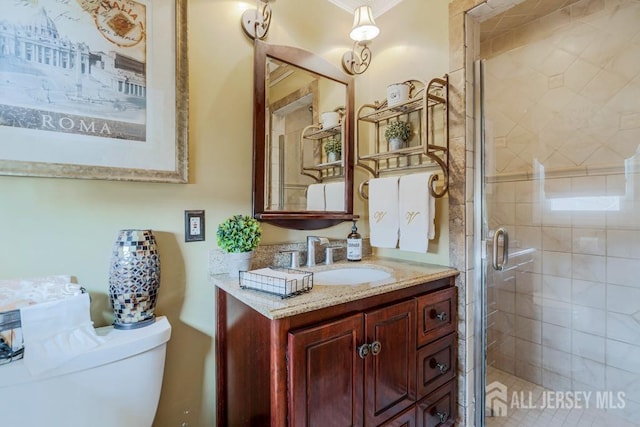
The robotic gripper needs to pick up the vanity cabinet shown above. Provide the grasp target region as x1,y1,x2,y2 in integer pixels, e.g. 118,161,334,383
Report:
215,275,457,427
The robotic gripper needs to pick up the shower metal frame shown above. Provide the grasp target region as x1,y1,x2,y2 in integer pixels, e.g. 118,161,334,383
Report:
473,59,487,427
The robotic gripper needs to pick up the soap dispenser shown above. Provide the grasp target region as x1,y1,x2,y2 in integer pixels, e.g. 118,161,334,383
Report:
347,220,362,262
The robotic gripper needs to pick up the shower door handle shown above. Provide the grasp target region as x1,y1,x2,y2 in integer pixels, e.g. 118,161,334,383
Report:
491,227,509,271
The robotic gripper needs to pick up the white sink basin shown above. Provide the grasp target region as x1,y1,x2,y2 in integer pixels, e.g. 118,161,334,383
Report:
313,267,392,286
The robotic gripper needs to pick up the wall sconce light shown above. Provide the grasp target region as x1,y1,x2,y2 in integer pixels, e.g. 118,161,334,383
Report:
241,0,272,40
342,5,380,75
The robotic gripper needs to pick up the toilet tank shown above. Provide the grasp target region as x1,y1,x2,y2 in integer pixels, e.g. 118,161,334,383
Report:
0,316,171,427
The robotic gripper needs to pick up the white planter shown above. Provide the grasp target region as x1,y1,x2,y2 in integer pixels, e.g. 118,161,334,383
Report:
327,152,341,163
226,251,253,277
389,137,405,151
386,83,410,107
321,112,340,128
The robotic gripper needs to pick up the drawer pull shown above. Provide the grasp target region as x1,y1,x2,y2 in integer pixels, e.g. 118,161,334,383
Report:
430,309,448,322
433,410,448,423
370,341,382,356
358,343,370,359
429,358,449,374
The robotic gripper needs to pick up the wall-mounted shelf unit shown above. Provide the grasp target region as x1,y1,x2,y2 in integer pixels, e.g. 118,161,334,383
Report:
355,76,449,198
300,123,344,182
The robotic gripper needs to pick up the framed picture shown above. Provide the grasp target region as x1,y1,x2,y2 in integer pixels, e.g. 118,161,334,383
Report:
0,0,188,183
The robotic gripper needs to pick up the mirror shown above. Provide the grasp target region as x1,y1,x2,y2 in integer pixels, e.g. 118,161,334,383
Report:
252,40,356,230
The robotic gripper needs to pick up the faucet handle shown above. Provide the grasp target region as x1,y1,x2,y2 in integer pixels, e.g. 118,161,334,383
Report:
280,250,301,269
324,246,338,265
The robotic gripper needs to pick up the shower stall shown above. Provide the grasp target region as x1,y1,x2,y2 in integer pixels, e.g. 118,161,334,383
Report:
472,0,640,425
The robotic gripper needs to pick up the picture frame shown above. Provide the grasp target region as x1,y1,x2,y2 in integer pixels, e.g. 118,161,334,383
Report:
0,0,188,183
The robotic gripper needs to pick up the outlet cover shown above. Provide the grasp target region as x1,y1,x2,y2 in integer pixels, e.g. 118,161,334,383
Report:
185,210,205,242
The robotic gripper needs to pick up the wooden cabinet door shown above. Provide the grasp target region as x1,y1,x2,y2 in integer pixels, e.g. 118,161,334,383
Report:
364,299,417,426
288,314,364,427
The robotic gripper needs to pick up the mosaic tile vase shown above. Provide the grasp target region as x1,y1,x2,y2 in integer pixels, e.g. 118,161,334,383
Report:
108,229,160,330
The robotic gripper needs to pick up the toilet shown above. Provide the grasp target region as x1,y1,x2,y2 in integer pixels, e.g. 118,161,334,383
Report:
0,316,171,427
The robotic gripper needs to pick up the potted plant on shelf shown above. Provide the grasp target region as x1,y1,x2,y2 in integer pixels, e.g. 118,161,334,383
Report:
324,135,342,162
384,121,411,151
216,214,262,276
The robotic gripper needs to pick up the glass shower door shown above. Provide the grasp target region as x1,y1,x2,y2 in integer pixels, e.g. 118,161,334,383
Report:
477,18,640,423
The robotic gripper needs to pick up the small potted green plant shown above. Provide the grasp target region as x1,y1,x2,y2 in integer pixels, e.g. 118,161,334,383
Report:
216,214,262,276
384,121,411,151
324,135,342,162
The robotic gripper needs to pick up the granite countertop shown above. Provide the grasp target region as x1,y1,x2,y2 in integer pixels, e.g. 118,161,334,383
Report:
210,256,458,320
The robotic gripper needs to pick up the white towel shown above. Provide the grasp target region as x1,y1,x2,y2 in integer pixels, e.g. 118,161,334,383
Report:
306,184,325,210
368,177,399,248
0,275,81,311
19,293,104,375
398,173,436,252
325,182,345,211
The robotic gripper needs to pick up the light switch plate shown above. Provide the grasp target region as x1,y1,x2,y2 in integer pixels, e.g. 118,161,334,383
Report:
185,210,205,242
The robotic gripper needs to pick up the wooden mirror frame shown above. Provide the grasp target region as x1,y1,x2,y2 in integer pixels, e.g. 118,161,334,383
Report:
252,40,357,230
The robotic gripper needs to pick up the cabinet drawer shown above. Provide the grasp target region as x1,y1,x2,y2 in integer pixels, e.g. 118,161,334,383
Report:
416,381,456,427
416,287,457,347
417,333,456,400
379,403,416,427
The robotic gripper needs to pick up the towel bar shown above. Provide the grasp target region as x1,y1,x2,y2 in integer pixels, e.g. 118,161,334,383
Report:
358,180,369,199
358,174,443,200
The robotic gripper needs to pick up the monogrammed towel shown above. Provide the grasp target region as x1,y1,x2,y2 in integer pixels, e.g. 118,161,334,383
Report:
368,176,399,248
399,173,435,252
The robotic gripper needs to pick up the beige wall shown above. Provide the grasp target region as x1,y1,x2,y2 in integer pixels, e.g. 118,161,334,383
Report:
0,1,450,425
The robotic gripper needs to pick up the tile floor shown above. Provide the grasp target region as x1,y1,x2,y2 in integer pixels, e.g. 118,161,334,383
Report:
485,367,639,427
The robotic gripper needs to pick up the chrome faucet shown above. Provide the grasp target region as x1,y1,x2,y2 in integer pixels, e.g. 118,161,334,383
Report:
306,236,330,267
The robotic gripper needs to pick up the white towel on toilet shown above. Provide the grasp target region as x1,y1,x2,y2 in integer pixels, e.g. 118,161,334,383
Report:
398,173,436,252
0,275,81,310
368,177,399,248
20,292,103,375
306,184,325,210
325,182,345,211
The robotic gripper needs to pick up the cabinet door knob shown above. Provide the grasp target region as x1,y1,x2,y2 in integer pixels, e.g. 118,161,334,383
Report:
430,309,448,321
358,343,370,359
370,341,382,356
430,358,449,374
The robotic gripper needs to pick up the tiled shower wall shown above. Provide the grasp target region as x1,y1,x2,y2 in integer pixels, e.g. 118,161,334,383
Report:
483,0,640,423
268,105,314,210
